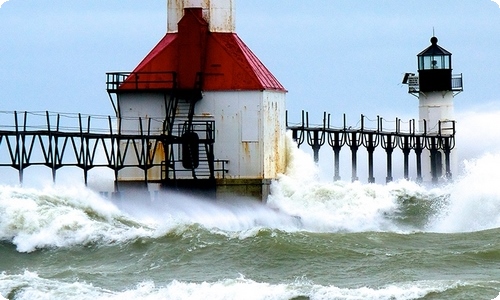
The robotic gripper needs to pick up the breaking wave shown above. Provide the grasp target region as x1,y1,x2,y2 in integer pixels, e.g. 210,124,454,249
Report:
2,134,500,252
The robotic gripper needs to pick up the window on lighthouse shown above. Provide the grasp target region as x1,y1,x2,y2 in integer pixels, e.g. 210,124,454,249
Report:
419,54,451,70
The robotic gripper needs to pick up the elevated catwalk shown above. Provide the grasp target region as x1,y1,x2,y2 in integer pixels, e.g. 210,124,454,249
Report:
0,110,455,193
287,111,455,184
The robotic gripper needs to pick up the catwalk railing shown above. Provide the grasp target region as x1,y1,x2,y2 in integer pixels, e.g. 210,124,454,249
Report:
0,111,226,187
0,110,456,187
286,111,456,184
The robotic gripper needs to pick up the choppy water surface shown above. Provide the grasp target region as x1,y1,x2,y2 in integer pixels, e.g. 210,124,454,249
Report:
2,145,500,299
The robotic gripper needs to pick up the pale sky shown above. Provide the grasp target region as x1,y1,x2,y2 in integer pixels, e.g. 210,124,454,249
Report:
0,1,499,125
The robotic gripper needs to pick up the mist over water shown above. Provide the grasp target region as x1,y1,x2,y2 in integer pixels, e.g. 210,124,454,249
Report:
429,152,500,232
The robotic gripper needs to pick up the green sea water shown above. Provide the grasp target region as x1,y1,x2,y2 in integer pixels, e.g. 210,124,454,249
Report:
2,226,500,299
1,150,500,299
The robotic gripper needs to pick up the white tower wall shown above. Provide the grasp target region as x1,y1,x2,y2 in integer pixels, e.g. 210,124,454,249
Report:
167,0,235,33
116,93,167,182
115,91,287,184
196,90,287,180
418,91,454,134
418,90,456,182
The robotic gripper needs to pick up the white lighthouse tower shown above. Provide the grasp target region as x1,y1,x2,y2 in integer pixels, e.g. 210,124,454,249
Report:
106,0,287,200
403,36,463,182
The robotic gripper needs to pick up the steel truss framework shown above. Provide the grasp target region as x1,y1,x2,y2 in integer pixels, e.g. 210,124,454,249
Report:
0,111,218,189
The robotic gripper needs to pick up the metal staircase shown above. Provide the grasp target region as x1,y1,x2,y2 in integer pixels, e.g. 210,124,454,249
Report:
106,71,218,191
159,74,216,189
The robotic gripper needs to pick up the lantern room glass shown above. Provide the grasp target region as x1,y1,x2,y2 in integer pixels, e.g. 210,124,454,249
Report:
418,54,451,70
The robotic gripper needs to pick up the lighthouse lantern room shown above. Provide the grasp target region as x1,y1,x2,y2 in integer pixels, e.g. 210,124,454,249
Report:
417,36,452,92
403,36,463,183
106,0,287,200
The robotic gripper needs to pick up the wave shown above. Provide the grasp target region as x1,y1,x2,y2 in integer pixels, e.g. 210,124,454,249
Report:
0,184,304,253
0,185,155,253
0,178,443,253
268,134,500,234
1,271,493,300
267,135,446,233
3,133,500,251
427,152,500,232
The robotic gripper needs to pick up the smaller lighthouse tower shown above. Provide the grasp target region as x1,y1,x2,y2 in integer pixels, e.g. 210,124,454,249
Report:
403,36,463,182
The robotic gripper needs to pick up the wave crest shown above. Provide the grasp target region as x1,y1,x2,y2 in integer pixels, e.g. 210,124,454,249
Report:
0,185,154,252
0,271,482,300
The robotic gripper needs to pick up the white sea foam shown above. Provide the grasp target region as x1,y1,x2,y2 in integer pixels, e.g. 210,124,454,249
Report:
0,146,497,255
428,152,500,232
0,271,108,300
267,134,441,233
0,182,305,252
0,271,469,300
269,131,500,234
4,118,500,252
0,184,154,252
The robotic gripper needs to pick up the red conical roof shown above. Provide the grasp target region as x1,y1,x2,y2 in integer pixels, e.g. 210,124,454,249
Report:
120,8,285,92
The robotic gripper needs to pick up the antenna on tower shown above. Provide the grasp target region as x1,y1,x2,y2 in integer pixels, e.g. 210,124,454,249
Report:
432,27,435,37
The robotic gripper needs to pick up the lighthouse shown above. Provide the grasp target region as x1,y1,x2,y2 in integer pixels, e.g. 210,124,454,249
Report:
403,36,463,182
106,0,287,200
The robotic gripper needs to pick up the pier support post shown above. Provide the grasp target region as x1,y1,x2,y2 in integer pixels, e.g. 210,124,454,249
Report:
333,147,341,181
328,131,345,182
307,129,325,164
401,137,411,180
414,137,424,183
348,132,359,182
382,134,395,183
428,137,440,184
363,133,378,183
442,136,453,181
291,129,305,147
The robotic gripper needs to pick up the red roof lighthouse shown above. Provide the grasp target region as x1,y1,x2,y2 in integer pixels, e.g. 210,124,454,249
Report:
107,0,287,200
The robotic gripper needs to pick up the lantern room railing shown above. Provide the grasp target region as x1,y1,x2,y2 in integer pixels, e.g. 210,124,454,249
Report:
451,74,463,91
106,72,177,92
